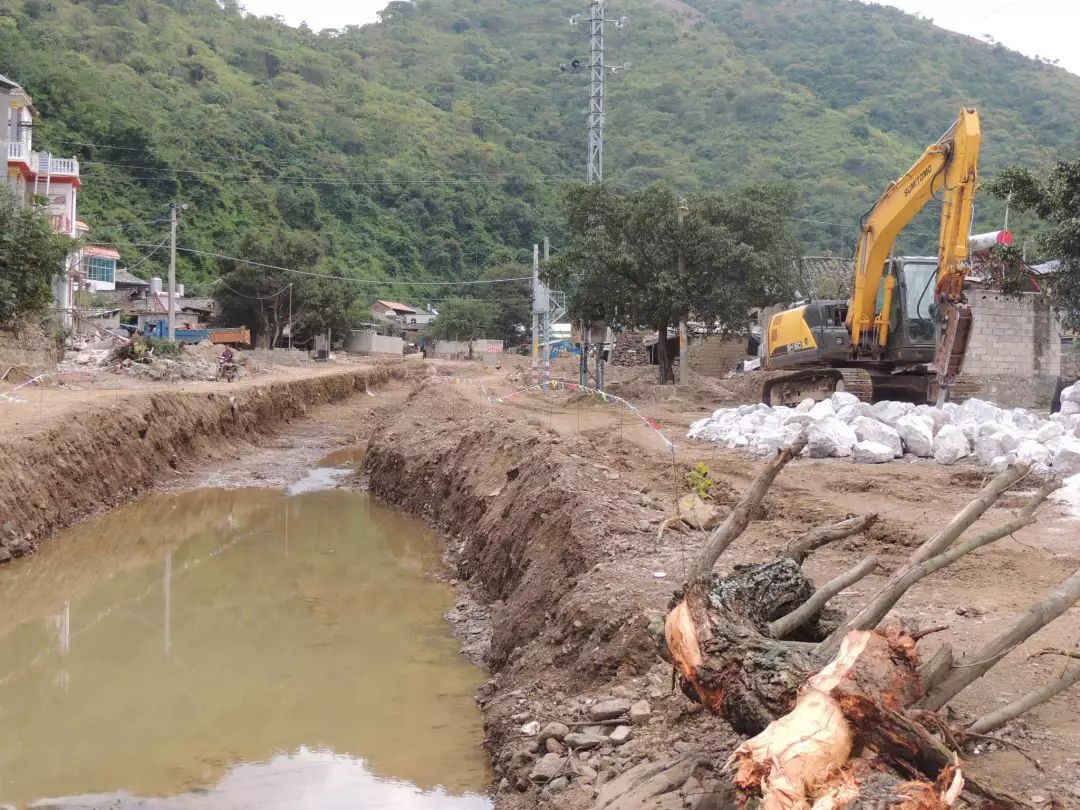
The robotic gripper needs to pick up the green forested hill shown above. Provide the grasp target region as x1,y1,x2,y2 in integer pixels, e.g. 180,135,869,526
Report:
1,0,1078,296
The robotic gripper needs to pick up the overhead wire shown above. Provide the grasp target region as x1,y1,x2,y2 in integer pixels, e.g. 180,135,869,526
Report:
177,247,532,285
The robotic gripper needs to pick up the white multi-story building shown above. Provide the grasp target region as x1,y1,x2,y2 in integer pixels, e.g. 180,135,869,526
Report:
3,73,82,325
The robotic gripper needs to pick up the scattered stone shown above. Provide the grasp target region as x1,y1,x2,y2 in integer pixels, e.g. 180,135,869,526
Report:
530,753,565,783
547,776,569,793
564,732,607,750
539,721,569,743
806,417,857,458
851,416,903,457
588,697,631,721
628,699,652,725
932,424,971,465
519,720,541,736
896,413,933,457
673,740,697,754
608,725,633,745
853,440,893,464
545,738,565,755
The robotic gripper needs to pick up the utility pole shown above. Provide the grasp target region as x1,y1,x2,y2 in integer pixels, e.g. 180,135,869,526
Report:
287,283,293,350
532,244,541,382
168,203,178,340
542,237,552,383
677,198,689,387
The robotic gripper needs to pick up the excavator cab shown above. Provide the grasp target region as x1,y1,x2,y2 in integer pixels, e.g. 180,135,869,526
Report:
878,257,939,359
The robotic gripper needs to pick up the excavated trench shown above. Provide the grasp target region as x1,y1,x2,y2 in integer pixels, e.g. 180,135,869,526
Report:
0,363,408,562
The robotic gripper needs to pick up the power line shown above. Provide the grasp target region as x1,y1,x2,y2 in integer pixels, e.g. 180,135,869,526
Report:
125,238,169,272
214,279,293,301
79,160,579,187
176,247,532,285
970,0,1019,24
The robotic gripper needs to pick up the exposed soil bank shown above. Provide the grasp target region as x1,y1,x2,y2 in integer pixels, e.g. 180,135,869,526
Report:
365,378,737,810
366,375,1078,809
0,361,410,562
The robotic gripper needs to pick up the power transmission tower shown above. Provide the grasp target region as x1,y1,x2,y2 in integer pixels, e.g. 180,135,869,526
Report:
565,3,628,391
567,2,629,184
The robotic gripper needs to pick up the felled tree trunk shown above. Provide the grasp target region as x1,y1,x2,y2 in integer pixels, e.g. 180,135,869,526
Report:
659,447,1063,809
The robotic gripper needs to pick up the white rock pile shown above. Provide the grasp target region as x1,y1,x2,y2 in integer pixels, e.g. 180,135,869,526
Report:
688,384,1080,473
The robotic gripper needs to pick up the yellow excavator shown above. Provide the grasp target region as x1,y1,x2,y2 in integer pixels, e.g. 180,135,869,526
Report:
764,107,981,405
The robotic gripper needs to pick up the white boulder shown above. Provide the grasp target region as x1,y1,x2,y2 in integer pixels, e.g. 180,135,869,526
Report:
807,399,837,421
997,428,1024,453
1051,437,1080,475
795,398,816,412
1062,382,1080,403
1016,439,1051,467
836,402,872,423
973,431,1004,465
830,391,860,409
1036,421,1065,443
958,398,1001,425
851,416,903,458
806,417,858,458
1062,399,1080,416
853,440,894,464
896,414,934,457
932,424,971,465
990,453,1017,473
871,400,910,427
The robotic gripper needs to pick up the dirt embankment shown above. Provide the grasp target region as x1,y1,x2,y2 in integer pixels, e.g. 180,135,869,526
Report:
0,361,410,562
366,378,743,810
366,372,1079,809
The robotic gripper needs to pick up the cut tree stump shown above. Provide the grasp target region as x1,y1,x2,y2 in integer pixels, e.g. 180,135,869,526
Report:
659,443,1059,809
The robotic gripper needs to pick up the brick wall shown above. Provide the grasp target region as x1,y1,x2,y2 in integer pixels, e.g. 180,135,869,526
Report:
954,291,1061,408
961,291,1060,378
685,335,748,378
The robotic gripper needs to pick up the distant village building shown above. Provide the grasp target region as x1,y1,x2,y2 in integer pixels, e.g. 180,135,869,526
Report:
3,73,83,326
370,299,437,333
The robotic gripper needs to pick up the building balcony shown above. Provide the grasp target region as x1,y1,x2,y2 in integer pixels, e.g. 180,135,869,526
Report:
34,152,79,177
6,141,29,163
6,144,80,177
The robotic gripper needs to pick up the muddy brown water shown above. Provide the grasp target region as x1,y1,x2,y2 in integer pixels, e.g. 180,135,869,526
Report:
0,486,491,809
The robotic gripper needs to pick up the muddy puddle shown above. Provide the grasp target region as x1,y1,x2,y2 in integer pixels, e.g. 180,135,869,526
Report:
0,485,491,809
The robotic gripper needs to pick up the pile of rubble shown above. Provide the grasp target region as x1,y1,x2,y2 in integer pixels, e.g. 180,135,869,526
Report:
688,386,1080,472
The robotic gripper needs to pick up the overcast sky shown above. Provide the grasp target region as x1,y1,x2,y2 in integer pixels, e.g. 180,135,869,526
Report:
240,0,1079,76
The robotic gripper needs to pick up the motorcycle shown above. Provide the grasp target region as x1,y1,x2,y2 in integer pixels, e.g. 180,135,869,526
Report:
217,357,238,382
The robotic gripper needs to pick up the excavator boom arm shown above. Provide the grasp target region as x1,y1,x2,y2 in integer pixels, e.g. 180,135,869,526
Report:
846,108,980,350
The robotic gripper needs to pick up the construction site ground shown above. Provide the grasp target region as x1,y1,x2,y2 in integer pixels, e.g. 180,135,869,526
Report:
3,353,1077,807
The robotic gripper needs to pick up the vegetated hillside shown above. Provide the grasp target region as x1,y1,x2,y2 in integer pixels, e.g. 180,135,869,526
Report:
1,0,1077,297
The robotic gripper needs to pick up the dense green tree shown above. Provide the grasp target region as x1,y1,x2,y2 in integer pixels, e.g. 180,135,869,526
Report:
0,189,74,324
213,227,355,347
423,298,498,359
988,161,1080,325
474,263,532,346
543,183,799,382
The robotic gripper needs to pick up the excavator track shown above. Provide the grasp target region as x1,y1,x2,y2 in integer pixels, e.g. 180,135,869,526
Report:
760,367,874,406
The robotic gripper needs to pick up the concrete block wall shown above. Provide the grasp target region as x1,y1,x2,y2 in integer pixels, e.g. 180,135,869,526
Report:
685,335,748,378
954,291,1061,409
961,291,1060,378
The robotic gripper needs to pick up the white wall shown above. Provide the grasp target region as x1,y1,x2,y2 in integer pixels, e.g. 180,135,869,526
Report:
346,329,404,356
